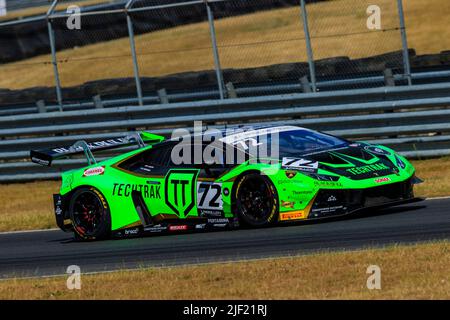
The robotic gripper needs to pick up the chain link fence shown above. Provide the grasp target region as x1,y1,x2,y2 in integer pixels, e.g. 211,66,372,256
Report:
0,0,448,108
52,2,136,103
307,0,405,87
211,0,310,92
131,1,218,98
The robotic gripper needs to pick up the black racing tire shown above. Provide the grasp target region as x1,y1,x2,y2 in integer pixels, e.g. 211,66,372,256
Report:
69,187,111,241
234,173,279,227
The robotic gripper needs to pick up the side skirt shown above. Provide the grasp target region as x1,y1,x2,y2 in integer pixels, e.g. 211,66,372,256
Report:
111,217,239,239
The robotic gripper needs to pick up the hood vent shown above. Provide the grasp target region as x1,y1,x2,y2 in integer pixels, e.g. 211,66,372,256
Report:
311,152,350,165
334,147,375,161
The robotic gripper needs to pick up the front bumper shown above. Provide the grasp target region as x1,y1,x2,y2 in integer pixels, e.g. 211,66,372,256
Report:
308,177,423,219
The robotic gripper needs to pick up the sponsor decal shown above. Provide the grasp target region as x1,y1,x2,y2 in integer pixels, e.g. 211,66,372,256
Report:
31,157,50,166
395,155,406,169
124,228,139,236
55,207,63,216
54,196,63,216
282,158,319,173
113,183,161,199
223,188,230,196
364,145,391,156
375,177,391,184
83,166,105,177
212,223,228,228
311,205,346,216
346,163,390,175
52,138,127,154
280,211,305,221
207,218,229,224
169,225,188,231
313,181,343,187
292,190,313,196
165,170,199,218
195,224,207,230
281,200,295,209
327,195,337,202
278,180,303,185
220,125,300,145
144,225,168,233
285,171,297,179
200,209,224,217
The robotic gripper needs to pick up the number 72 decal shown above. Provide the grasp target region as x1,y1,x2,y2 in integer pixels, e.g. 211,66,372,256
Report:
282,157,319,173
197,182,223,211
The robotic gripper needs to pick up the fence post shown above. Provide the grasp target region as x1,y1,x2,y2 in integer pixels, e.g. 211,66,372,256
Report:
396,0,412,86
125,0,144,106
47,0,63,111
205,0,225,100
299,0,317,92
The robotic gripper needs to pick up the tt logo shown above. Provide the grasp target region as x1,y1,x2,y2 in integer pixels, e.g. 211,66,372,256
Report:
164,170,199,218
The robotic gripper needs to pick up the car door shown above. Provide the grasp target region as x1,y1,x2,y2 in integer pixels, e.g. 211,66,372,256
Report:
166,142,230,219
120,142,210,221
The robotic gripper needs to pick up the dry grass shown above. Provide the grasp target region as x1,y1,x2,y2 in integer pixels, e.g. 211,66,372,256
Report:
412,157,450,198
0,0,448,89
0,181,59,231
0,157,448,232
0,241,448,299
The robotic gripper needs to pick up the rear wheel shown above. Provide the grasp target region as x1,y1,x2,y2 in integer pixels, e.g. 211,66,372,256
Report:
69,187,111,241
234,173,278,227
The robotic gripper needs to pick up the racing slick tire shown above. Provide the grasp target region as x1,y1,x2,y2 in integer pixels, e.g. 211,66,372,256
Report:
69,187,111,241
234,173,279,227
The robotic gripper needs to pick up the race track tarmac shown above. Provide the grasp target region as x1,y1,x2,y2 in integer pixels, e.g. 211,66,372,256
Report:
0,198,449,278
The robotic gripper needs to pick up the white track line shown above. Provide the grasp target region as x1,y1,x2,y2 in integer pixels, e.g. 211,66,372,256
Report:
427,195,450,200
0,228,59,235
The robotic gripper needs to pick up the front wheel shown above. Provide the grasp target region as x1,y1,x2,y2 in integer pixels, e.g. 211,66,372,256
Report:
69,187,111,241
234,173,278,227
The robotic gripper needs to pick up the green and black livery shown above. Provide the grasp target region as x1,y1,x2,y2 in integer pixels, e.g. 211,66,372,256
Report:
31,126,424,241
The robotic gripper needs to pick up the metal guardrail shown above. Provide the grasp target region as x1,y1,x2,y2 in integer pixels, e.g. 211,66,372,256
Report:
0,82,450,182
1,0,416,110
1,68,450,118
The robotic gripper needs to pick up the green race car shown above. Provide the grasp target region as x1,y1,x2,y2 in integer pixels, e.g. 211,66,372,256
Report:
30,125,423,241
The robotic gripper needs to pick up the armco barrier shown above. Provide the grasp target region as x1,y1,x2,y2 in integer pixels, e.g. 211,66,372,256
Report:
0,82,449,182
1,69,450,117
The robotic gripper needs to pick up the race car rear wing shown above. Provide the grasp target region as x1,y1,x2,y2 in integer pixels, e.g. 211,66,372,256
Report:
30,132,165,167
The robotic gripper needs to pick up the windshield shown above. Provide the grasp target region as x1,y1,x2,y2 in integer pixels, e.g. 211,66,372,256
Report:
277,129,348,156
240,129,349,159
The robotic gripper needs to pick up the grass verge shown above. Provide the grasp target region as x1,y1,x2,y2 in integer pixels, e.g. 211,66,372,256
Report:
0,157,448,232
0,241,448,299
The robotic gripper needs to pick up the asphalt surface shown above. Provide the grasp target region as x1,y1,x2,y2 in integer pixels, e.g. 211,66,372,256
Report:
0,198,449,279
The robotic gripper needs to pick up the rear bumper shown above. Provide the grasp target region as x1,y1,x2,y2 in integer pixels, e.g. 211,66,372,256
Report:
54,194,73,232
